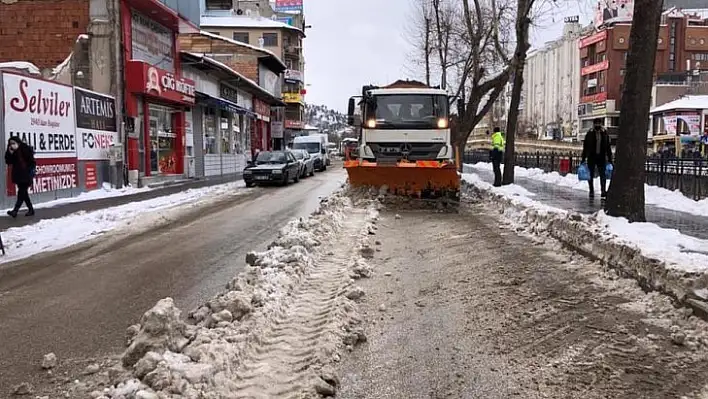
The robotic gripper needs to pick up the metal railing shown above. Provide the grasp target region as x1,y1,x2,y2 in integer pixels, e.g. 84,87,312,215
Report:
463,150,708,201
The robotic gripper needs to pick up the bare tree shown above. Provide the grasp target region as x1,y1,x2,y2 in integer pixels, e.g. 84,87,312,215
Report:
404,0,435,85
605,0,664,222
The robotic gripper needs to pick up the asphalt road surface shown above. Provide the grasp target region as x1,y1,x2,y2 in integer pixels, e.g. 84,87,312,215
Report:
0,167,346,395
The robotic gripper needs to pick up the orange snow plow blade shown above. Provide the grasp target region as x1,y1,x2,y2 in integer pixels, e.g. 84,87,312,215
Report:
344,160,460,201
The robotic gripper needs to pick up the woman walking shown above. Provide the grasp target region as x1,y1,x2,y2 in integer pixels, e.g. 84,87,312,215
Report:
5,137,36,217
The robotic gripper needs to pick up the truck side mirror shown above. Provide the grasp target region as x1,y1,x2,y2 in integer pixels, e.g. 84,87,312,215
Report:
347,98,356,125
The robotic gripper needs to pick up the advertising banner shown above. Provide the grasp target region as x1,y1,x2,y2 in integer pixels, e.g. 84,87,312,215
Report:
74,87,118,160
275,0,303,12
594,0,634,28
2,73,77,159
84,162,98,190
677,114,701,135
131,10,175,72
6,158,79,196
663,116,677,135
271,121,284,139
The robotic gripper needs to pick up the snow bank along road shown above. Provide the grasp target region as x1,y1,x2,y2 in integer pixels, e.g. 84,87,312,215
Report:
0,167,346,397
7,178,708,398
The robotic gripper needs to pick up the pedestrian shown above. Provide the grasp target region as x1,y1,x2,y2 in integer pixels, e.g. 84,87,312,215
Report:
490,127,505,187
5,137,36,218
581,120,612,198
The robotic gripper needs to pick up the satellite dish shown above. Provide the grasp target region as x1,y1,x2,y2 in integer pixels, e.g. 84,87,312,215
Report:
236,9,244,15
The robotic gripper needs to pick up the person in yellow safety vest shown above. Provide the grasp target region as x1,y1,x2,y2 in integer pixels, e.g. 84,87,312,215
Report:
490,127,505,187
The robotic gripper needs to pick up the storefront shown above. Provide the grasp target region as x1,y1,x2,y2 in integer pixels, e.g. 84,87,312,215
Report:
650,96,708,156
252,99,272,157
120,0,198,185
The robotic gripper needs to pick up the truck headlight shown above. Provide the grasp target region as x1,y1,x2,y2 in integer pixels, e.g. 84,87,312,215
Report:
437,118,448,129
366,119,376,128
272,169,283,174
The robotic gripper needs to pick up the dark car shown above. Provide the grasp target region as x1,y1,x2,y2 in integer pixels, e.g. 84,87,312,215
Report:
243,150,301,187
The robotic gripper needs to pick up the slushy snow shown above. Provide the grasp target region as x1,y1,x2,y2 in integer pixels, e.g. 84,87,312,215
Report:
462,172,708,274
60,188,379,398
466,162,708,217
0,181,247,265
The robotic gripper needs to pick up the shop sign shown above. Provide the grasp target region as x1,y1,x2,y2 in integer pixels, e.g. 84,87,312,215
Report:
277,17,294,26
581,60,609,76
663,116,677,135
220,84,239,104
271,121,284,139
8,158,78,196
126,61,195,105
677,114,701,135
74,87,118,160
284,69,303,83
2,73,77,159
283,92,303,103
578,30,608,48
285,119,305,129
581,92,607,104
84,162,98,190
131,10,175,72
254,99,270,119
592,102,607,115
275,0,303,12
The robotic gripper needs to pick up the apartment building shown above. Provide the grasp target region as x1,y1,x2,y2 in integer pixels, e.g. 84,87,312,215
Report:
578,7,708,141
522,19,588,141
200,0,307,146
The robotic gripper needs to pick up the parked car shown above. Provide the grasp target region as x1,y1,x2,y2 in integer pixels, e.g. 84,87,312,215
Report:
292,149,315,178
293,135,328,171
243,150,301,187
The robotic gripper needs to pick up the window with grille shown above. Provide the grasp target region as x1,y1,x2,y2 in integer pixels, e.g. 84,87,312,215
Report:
262,33,278,47
233,32,249,43
206,0,232,10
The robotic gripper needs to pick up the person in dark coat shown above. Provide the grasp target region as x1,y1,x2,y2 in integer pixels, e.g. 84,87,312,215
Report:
581,120,613,198
5,137,36,217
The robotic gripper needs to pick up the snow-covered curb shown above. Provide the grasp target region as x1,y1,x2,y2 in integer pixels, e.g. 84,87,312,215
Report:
461,177,708,319
0,181,248,265
59,187,379,398
466,162,708,217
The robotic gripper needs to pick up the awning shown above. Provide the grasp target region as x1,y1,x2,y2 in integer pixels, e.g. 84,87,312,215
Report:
196,92,256,117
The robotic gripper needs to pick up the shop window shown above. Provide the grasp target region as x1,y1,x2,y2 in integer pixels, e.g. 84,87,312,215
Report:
233,32,249,43
148,104,178,174
204,108,218,155
221,110,232,154
262,33,278,47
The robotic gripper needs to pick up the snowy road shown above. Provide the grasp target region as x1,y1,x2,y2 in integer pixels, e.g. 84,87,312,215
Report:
337,204,708,399
0,168,345,395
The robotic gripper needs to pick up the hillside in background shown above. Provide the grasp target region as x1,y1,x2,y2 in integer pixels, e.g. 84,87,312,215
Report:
305,104,348,135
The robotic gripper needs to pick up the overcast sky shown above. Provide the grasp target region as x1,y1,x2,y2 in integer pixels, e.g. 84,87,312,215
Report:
302,0,595,112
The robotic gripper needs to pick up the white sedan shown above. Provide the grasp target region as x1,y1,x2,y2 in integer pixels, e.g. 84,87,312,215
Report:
292,149,315,178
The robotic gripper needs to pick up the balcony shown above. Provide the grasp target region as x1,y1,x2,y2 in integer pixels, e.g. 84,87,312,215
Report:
283,92,304,104
284,45,302,58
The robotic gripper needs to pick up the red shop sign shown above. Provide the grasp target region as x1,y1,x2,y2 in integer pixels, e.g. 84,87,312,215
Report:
579,30,607,49
581,60,609,76
254,99,270,118
581,92,608,104
126,60,195,105
285,120,305,129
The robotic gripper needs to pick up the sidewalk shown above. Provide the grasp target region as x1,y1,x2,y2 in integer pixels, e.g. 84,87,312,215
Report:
466,166,708,240
0,175,241,231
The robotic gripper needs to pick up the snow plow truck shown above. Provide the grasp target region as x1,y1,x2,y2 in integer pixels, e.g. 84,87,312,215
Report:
345,80,460,201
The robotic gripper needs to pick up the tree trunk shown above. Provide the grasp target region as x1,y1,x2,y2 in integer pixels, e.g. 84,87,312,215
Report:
605,0,664,222
502,6,532,185
424,16,431,86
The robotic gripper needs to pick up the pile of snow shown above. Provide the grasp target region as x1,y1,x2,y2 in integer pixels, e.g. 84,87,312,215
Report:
0,61,41,75
461,173,708,291
466,162,708,217
0,181,247,265
60,188,379,398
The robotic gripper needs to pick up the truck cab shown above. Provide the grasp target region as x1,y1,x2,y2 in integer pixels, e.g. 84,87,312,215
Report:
347,81,451,164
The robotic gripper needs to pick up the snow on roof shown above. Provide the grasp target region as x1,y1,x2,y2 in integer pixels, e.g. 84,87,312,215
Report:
181,51,283,105
650,95,708,113
0,61,41,75
197,30,286,69
200,15,304,35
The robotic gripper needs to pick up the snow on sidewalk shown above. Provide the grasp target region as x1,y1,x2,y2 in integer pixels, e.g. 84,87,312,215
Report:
466,162,708,217
462,173,708,275
2,182,151,213
0,181,248,265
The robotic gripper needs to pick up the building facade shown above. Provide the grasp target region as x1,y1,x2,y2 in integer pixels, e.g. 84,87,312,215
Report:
523,20,587,141
200,0,307,147
578,7,708,141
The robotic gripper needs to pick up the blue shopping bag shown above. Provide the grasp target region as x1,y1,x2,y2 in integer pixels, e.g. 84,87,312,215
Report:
605,163,614,179
577,163,590,181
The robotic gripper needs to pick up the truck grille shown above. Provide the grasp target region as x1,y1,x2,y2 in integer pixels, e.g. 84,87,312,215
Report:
368,142,445,161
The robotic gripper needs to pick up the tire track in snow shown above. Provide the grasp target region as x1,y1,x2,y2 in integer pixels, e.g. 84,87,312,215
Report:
230,209,372,398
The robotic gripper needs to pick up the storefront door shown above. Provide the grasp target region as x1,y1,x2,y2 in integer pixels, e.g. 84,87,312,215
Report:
149,104,178,174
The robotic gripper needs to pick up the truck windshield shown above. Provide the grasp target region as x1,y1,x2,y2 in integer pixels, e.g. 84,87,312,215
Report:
293,142,320,153
365,94,448,130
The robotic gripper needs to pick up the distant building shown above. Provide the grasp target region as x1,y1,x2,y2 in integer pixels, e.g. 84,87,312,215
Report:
522,20,589,140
